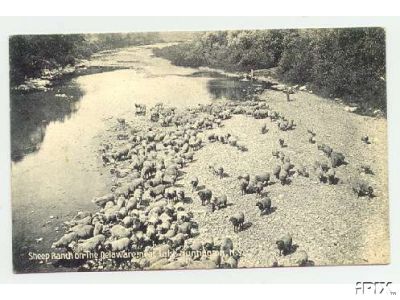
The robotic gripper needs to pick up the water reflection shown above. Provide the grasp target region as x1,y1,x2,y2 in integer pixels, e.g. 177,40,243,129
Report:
207,77,271,100
10,80,83,162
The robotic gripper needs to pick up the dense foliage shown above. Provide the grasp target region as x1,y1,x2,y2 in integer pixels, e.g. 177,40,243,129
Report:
154,28,386,113
9,32,161,85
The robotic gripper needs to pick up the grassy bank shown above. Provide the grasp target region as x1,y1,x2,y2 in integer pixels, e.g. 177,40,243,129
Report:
153,28,386,115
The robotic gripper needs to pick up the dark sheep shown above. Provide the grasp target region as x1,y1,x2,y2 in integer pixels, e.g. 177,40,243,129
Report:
261,124,268,134
330,151,345,168
352,180,374,198
229,212,245,233
279,138,285,148
239,179,248,195
276,234,293,256
198,189,212,206
190,176,199,192
326,168,336,185
245,180,262,194
361,135,371,144
256,197,272,216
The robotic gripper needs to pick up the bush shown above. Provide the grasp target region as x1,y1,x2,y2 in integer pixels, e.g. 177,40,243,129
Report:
154,28,386,113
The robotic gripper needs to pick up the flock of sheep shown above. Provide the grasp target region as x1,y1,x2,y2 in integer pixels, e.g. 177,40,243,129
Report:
50,95,375,271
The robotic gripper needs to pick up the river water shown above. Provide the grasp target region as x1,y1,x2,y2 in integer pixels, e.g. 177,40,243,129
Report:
11,44,268,273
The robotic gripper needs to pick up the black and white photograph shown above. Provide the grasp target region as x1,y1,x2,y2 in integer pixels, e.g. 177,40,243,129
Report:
8,27,390,274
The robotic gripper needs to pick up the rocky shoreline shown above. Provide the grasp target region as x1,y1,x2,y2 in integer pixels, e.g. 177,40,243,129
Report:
45,83,388,272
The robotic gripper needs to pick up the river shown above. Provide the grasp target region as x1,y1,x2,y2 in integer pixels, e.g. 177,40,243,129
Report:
11,44,268,273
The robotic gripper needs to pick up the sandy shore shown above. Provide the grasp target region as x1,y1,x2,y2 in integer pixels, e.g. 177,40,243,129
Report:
176,89,389,267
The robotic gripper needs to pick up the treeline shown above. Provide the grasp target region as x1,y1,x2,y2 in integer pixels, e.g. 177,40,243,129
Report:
9,32,162,85
153,28,386,113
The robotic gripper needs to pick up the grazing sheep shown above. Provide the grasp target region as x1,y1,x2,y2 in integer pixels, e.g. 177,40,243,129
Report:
307,129,316,136
176,189,185,202
209,164,224,178
279,170,288,185
111,224,132,239
75,235,106,253
255,172,271,186
361,135,371,144
52,232,79,248
198,189,212,206
236,143,248,152
316,168,326,184
211,195,228,211
126,198,138,211
326,168,336,185
228,136,238,147
358,164,373,175
317,144,333,157
352,180,374,198
245,180,262,194
225,254,240,268
261,124,268,134
190,176,199,191
283,162,293,173
93,222,103,236
69,224,94,239
92,194,114,207
238,173,250,181
294,250,309,266
164,187,177,203
308,135,316,144
146,224,157,245
178,221,192,235
273,165,281,179
296,165,309,177
239,179,248,195
203,238,215,251
313,160,329,172
168,233,186,249
279,138,285,148
276,234,293,256
229,212,245,233
220,237,234,255
256,197,272,216
209,252,222,268
149,185,166,199
330,151,345,168
106,237,131,251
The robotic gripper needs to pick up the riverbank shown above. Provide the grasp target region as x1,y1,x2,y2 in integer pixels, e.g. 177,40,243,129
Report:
12,44,388,273
193,66,386,118
152,28,386,117
46,87,388,271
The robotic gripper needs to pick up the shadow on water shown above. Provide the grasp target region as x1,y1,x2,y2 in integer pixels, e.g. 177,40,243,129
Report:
207,77,272,101
10,65,129,163
10,80,84,162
